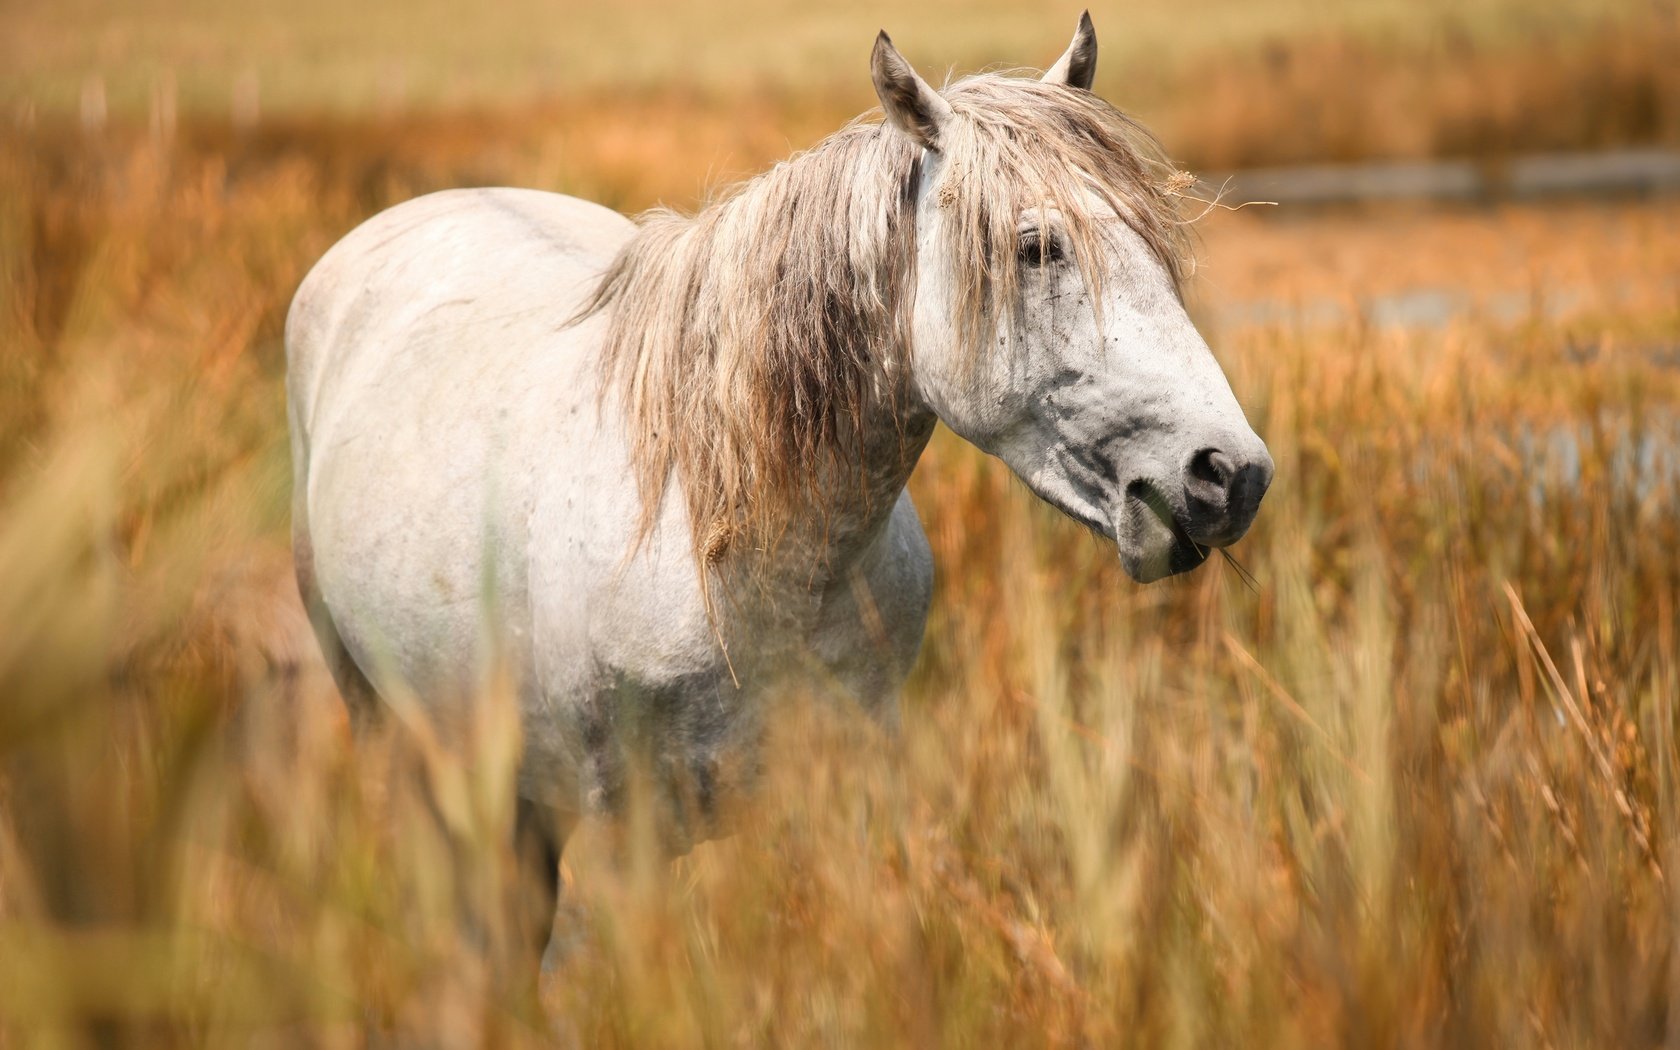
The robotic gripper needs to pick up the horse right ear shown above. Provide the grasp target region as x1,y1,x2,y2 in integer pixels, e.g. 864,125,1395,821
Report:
871,32,953,152
1042,11,1098,90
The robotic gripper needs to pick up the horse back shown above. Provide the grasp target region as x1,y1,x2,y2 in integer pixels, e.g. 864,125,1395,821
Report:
286,187,631,445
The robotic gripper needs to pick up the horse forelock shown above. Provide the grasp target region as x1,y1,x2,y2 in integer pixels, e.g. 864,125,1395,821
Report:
583,71,1193,571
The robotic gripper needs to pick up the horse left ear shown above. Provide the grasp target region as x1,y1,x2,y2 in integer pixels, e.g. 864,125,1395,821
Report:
1042,11,1098,90
871,31,954,151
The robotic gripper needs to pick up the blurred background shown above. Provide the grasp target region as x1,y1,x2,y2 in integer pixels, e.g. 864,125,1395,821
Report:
2,0,1679,1045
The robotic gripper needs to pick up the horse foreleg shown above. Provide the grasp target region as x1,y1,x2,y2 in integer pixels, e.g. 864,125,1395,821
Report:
514,798,578,974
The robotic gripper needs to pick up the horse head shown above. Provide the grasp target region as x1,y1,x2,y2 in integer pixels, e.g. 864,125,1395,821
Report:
875,14,1274,581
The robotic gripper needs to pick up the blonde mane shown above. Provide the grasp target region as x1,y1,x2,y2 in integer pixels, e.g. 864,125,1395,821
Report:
582,73,1193,567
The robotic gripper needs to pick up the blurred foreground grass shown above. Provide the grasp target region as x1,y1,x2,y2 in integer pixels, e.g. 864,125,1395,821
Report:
5,50,1680,1050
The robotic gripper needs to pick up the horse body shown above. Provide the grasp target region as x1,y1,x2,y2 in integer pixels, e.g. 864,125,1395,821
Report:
288,15,1275,958
288,187,932,844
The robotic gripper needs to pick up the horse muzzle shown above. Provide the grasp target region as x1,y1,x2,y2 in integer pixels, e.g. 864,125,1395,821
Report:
1115,438,1274,583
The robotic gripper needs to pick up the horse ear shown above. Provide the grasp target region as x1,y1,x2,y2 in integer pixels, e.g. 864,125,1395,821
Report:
871,31,953,151
1042,11,1098,90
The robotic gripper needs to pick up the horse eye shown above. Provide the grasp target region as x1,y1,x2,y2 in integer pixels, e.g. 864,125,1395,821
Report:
1018,231,1063,267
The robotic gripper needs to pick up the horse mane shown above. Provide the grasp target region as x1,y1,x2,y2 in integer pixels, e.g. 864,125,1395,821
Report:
580,72,1193,569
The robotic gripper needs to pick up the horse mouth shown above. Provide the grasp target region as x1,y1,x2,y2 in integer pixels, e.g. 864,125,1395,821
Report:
1116,480,1208,583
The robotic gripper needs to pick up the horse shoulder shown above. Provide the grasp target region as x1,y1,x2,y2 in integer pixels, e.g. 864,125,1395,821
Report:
526,449,726,702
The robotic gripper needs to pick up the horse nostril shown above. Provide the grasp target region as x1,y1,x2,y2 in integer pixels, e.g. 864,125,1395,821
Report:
1181,444,1270,548
1186,448,1235,496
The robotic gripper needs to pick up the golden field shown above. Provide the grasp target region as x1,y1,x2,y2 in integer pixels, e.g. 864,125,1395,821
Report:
4,2,1680,1045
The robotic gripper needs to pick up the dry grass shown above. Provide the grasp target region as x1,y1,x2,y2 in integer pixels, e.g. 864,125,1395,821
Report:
1160,18,1680,169
4,67,1680,1050
2,0,1659,116
7,2,1679,172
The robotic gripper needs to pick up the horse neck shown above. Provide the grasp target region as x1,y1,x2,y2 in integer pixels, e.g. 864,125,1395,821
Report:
732,363,935,597
848,386,938,535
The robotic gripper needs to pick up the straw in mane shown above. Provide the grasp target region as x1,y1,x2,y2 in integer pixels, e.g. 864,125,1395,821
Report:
581,73,1193,571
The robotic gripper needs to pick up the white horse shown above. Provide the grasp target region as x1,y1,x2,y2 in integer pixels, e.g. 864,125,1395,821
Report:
286,13,1271,958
